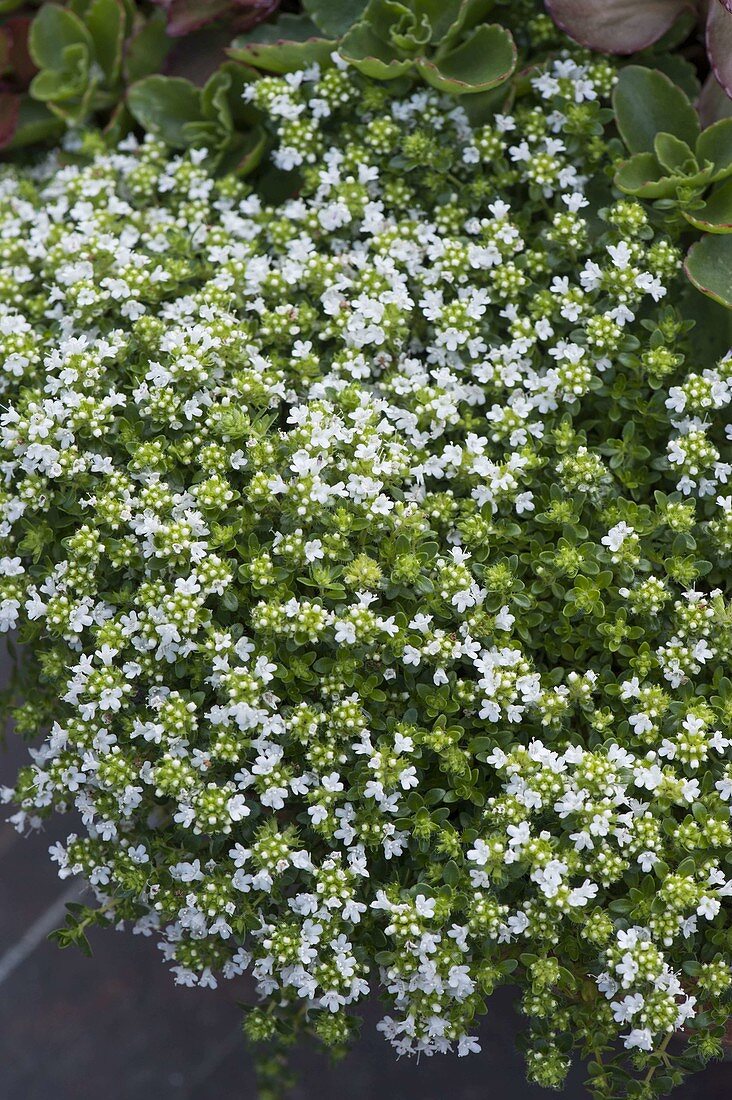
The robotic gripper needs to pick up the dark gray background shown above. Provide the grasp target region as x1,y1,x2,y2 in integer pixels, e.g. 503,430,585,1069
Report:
0,642,728,1099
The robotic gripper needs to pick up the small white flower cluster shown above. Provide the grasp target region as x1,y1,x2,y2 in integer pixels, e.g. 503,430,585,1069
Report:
0,57,729,1089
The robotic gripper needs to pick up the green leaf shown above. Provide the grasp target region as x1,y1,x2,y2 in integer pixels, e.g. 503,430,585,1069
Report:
696,118,732,181
339,21,411,79
614,152,681,198
224,125,267,178
228,14,335,74
302,0,368,36
30,43,88,102
613,65,700,154
127,75,202,146
85,0,125,85
443,859,460,885
442,0,497,43
685,234,732,308
29,3,92,72
682,178,732,232
417,24,516,95
124,10,171,84
643,53,700,101
103,99,132,144
653,132,695,174
201,62,258,131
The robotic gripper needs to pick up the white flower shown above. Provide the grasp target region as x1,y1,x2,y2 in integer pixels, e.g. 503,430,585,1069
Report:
624,1028,653,1051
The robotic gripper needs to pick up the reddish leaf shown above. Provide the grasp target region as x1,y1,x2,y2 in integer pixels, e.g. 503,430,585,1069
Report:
545,0,695,53
698,71,732,126
6,16,36,86
708,0,732,98
152,0,279,37
0,91,20,148
0,27,9,75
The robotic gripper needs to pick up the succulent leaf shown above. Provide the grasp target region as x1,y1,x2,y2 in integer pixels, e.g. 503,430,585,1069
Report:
228,13,335,73
682,177,732,232
613,65,699,154
685,232,732,306
696,117,732,180
126,73,201,145
301,0,368,36
544,0,694,54
339,0,516,94
707,0,732,98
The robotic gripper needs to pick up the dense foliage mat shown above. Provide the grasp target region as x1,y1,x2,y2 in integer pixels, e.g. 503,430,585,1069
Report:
0,53,730,1097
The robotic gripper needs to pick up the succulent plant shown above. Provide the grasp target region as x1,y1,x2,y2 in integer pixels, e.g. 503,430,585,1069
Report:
0,2,64,149
613,64,732,304
545,0,732,106
230,0,518,97
338,0,517,94
0,0,283,150
127,60,266,174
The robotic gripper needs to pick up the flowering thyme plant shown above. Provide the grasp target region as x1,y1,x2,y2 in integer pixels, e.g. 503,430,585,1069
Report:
0,56,731,1097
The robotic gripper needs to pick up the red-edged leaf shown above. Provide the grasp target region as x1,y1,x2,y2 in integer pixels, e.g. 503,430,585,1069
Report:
708,0,732,98
0,91,21,148
153,0,278,37
698,71,732,127
717,0,732,15
685,234,732,308
545,0,694,53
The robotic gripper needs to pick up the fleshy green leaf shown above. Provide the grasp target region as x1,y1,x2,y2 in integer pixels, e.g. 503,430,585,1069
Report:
696,118,732,180
28,4,92,72
30,43,89,102
614,152,683,198
442,0,497,43
201,61,258,130
221,123,267,177
613,65,700,154
228,14,335,73
85,0,126,84
302,0,368,36
127,75,202,146
685,233,732,307
418,23,515,95
124,10,171,84
653,132,695,173
339,20,412,80
682,178,732,232
644,54,699,102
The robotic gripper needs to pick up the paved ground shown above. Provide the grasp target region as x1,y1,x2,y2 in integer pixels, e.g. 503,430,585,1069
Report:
0,646,728,1099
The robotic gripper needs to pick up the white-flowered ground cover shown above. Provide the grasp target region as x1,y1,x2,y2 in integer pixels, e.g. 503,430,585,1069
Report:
0,56,730,1093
